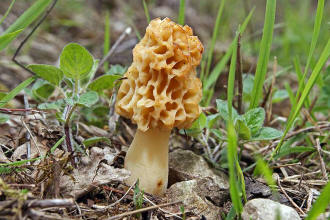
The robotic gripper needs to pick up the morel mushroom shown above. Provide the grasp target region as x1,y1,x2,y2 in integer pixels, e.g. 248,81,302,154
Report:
115,17,203,195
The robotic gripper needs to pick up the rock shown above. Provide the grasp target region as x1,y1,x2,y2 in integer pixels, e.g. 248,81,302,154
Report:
242,198,301,220
166,179,222,219
60,147,129,198
166,149,230,218
169,149,229,193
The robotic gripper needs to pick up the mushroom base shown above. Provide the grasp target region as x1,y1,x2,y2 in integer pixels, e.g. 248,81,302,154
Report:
124,128,171,195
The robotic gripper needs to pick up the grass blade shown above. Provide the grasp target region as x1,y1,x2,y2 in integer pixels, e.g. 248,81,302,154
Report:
294,0,324,103
249,0,276,109
305,182,330,220
227,121,243,215
103,10,111,71
0,29,23,52
0,76,36,108
142,0,150,23
0,0,17,26
0,0,52,51
178,0,185,25
3,0,52,35
226,31,243,215
272,39,330,156
205,0,226,77
203,7,254,92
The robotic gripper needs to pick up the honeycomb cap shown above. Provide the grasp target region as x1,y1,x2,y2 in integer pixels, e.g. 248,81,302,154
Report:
116,17,203,132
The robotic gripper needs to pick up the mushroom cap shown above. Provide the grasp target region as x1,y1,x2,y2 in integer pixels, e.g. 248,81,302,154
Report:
116,17,203,131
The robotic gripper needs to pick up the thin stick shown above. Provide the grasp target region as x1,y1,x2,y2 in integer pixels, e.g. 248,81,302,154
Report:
236,34,243,114
12,0,58,75
277,177,305,215
23,94,31,162
24,199,74,208
92,181,136,210
143,195,182,219
315,138,328,181
98,27,132,71
21,119,41,156
107,201,182,220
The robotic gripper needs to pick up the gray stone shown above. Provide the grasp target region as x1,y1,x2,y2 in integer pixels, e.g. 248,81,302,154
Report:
169,149,229,192
242,198,301,220
166,179,222,219
166,149,230,219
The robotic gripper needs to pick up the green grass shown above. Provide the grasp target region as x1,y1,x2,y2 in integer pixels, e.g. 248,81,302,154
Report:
0,77,36,108
0,0,16,26
249,0,276,109
205,0,226,78
142,0,150,23
202,7,254,106
306,182,330,220
178,0,185,25
103,10,111,71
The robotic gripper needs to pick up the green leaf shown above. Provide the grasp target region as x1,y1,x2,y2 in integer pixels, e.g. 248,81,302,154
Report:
0,113,10,124
27,64,63,86
242,74,254,102
251,127,282,141
235,119,251,140
0,76,36,108
0,29,23,52
83,137,111,147
32,81,55,100
272,89,289,103
211,129,226,140
38,99,65,111
88,74,121,94
80,59,99,88
305,182,330,220
249,0,276,109
243,107,265,135
184,113,207,137
77,91,99,107
60,43,94,80
216,99,238,122
107,64,127,75
274,146,315,159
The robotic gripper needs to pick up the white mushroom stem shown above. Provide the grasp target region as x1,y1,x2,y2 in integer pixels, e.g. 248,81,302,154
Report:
124,128,171,195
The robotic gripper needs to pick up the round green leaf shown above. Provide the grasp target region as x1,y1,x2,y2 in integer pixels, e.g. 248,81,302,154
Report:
60,43,94,80
88,74,121,94
78,91,99,107
28,64,63,86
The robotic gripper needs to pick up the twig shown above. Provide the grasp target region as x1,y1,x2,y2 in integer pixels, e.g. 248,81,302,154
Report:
143,195,182,219
315,138,328,181
24,199,74,208
98,27,132,71
26,209,68,220
92,181,136,210
236,34,243,114
23,94,31,163
107,201,182,220
277,177,305,216
21,119,41,156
